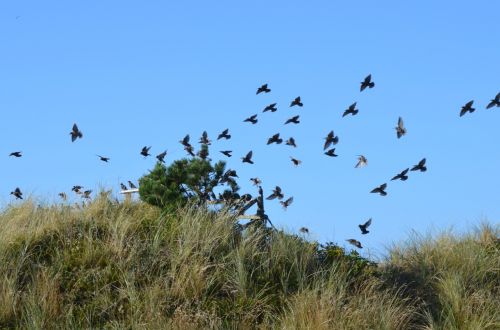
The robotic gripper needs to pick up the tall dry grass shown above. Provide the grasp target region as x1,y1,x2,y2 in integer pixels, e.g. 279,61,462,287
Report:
0,192,498,329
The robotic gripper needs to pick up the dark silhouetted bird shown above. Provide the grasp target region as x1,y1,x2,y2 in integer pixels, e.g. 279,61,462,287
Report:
220,150,232,157
460,100,475,117
346,239,363,249
285,115,300,124
299,227,309,234
185,145,195,157
324,148,338,157
290,96,303,107
286,137,297,148
395,117,407,139
225,169,238,178
97,155,110,162
82,190,92,199
355,155,368,168
411,158,427,172
360,74,375,92
9,151,22,157
263,103,277,112
199,131,211,145
156,151,167,163
266,186,284,200
371,183,387,196
290,157,302,166
250,177,262,186
72,185,83,194
58,192,67,200
241,151,254,164
359,218,372,235
391,168,410,181
11,187,23,199
221,169,238,184
217,129,231,140
280,197,293,210
244,114,258,124
120,183,128,190
141,146,151,157
256,83,271,95
343,102,359,117
324,131,339,150
486,92,500,109
128,181,137,189
70,123,83,142
180,134,190,147
267,133,283,145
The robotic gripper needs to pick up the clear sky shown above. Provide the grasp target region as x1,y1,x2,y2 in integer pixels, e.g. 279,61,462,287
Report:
1,1,499,257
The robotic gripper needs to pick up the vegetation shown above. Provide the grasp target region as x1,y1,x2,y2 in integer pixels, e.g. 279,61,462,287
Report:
0,194,498,329
138,156,239,212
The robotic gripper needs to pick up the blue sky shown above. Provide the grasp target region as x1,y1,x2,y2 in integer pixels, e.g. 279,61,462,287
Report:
1,1,499,257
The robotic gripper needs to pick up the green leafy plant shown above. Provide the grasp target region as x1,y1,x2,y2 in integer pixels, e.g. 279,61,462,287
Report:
138,145,240,211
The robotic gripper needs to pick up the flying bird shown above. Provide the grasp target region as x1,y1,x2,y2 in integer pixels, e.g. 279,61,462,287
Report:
266,186,284,200
324,131,339,150
343,102,359,117
359,218,372,235
199,131,211,145
370,183,387,196
360,74,375,92
280,197,294,210
120,183,128,190
324,148,338,157
290,96,303,107
97,155,110,162
263,103,277,112
140,146,151,157
460,100,475,117
72,185,83,194
250,177,262,186
220,150,232,157
241,151,254,164
355,155,368,168
285,115,300,124
58,192,67,200
299,227,309,234
180,134,191,147
267,133,283,145
70,123,83,142
290,157,302,166
244,114,258,124
486,92,500,109
82,190,92,199
346,239,363,249
391,168,410,181
9,151,22,157
285,137,297,148
128,181,137,189
156,151,167,163
395,117,407,139
256,83,271,95
217,129,231,140
411,158,427,172
10,187,23,199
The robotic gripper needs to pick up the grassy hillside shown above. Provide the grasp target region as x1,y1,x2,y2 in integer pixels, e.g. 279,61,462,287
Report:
0,193,498,329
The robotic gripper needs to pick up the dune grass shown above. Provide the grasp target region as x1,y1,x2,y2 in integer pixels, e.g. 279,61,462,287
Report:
0,193,498,329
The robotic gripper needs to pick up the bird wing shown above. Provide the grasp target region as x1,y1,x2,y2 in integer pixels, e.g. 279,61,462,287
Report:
398,117,404,128
364,218,372,228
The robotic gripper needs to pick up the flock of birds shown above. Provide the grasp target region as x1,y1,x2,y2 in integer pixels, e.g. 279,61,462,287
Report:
7,76,500,249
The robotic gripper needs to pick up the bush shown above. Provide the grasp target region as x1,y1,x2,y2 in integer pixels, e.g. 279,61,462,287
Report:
138,150,239,211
